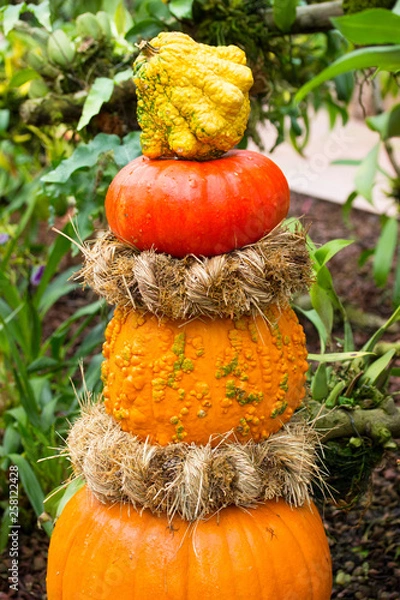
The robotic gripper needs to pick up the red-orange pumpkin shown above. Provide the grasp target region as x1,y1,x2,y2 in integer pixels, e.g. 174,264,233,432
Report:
105,149,289,258
47,486,332,600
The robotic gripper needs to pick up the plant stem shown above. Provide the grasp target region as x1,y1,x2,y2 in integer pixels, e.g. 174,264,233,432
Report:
384,139,400,179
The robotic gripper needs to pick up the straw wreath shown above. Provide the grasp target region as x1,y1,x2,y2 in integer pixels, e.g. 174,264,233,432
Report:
67,402,323,522
75,223,312,320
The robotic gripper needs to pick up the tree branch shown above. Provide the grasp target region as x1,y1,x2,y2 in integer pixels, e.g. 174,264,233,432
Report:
264,1,344,34
310,398,400,443
19,80,138,130
20,92,87,126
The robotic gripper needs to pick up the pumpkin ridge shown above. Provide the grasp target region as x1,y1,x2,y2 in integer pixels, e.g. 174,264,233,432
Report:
46,487,91,598
231,510,266,597
242,507,281,598
276,509,316,600
300,505,334,598
48,488,332,600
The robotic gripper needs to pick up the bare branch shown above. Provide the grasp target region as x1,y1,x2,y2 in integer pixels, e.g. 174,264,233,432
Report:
310,398,400,443
264,1,344,34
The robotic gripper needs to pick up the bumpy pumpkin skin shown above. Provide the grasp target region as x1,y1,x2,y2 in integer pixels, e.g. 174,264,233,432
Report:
47,486,332,600
104,150,290,258
133,31,254,160
101,305,308,445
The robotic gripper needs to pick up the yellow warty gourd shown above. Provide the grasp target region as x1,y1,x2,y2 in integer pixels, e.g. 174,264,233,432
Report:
133,31,254,160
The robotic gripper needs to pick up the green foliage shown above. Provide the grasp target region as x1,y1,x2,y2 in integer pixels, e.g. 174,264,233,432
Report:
273,0,297,33
331,9,400,45
295,3,400,305
298,233,400,505
192,1,349,149
342,0,395,14
295,45,400,103
0,210,109,548
291,218,399,424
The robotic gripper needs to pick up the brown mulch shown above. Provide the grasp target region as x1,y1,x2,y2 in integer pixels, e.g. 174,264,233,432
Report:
1,192,399,598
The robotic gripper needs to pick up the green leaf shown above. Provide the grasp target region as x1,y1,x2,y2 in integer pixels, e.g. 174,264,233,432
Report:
9,68,40,88
273,0,297,33
373,217,398,287
310,362,330,400
295,46,400,103
41,133,121,183
308,351,374,363
334,72,355,103
344,318,355,354
28,0,52,31
72,322,105,360
33,224,73,307
2,3,25,35
295,307,328,353
82,353,103,391
0,109,10,131
169,0,194,19
113,131,142,167
27,356,60,373
367,103,400,140
38,266,79,316
332,159,362,166
310,284,334,339
362,305,400,352
313,239,354,267
114,0,133,35
0,425,20,458
342,190,358,223
126,18,163,44
114,68,133,84
0,302,24,355
393,246,400,306
354,142,380,203
77,77,115,131
331,9,400,45
44,478,84,520
325,381,347,408
360,349,396,385
0,311,41,425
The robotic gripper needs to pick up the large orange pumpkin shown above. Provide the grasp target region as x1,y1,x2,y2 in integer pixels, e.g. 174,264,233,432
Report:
101,304,308,445
47,486,332,600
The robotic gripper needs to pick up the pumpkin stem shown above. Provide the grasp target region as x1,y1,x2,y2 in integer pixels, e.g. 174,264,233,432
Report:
135,40,160,57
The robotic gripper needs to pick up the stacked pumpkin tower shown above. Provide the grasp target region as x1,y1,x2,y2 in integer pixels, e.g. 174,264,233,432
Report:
47,33,333,599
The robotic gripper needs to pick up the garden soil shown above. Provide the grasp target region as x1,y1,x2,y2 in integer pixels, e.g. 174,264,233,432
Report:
1,192,399,599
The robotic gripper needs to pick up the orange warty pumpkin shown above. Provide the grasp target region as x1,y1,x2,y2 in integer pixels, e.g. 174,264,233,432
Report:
101,304,308,445
47,486,332,600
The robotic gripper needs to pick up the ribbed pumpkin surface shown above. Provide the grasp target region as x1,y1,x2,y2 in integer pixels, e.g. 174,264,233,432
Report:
47,486,332,600
101,305,308,445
